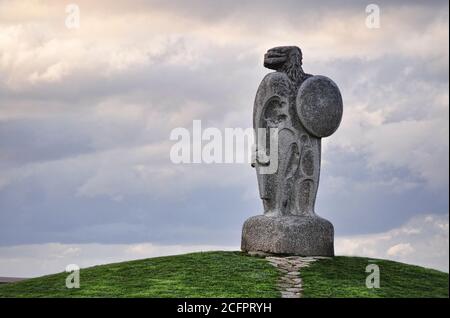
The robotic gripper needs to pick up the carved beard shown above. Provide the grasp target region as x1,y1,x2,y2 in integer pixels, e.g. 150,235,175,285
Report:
278,54,308,87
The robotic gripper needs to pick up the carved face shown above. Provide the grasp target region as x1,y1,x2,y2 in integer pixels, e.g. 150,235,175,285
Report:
263,46,302,71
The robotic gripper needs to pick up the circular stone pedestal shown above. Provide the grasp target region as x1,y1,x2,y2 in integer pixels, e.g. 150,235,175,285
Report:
241,215,334,256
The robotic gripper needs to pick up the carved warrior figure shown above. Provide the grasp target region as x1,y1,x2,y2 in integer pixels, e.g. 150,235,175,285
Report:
254,46,316,217
242,46,343,256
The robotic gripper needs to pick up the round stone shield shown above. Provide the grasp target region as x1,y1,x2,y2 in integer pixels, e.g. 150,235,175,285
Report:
296,75,343,138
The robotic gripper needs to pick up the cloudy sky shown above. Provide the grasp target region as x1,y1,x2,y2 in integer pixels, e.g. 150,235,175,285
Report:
0,0,448,277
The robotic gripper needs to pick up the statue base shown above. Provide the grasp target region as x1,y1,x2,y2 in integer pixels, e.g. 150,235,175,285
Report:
241,215,334,256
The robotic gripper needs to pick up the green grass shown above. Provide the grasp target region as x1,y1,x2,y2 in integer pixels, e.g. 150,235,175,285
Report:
301,256,449,298
0,251,280,298
0,252,447,298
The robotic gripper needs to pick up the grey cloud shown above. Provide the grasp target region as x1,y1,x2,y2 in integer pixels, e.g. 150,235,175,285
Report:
0,0,447,260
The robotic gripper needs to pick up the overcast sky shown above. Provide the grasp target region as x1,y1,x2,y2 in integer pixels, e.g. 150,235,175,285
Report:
0,0,448,276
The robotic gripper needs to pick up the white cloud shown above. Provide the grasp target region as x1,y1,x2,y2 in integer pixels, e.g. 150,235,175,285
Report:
336,213,449,272
387,243,414,257
1,1,447,91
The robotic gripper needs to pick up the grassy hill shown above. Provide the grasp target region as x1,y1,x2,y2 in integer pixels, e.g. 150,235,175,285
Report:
0,251,447,298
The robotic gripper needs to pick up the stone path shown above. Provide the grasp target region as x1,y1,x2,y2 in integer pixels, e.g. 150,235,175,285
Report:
266,256,330,298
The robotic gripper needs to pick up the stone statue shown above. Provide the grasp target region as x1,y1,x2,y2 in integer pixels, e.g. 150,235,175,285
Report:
241,46,343,256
